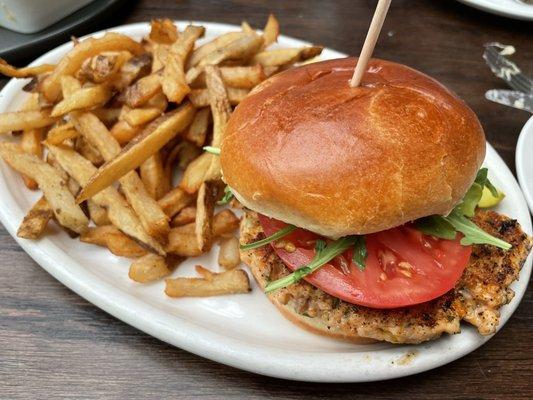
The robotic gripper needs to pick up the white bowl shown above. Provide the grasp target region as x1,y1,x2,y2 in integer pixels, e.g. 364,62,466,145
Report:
0,0,94,33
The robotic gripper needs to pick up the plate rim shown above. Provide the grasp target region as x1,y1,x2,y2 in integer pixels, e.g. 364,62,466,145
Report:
456,0,533,20
0,21,531,383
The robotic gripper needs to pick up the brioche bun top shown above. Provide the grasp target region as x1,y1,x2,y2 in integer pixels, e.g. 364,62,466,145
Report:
221,57,485,238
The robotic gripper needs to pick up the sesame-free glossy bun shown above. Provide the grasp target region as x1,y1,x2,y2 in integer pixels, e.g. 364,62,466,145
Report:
221,58,485,237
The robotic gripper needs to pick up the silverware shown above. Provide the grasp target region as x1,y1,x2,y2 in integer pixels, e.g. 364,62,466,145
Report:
483,43,533,94
485,89,533,113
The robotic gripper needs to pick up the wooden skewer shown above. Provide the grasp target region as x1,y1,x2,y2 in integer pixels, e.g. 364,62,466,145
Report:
349,0,392,87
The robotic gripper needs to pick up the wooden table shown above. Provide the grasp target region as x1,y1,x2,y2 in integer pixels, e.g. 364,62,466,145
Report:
1,1,532,398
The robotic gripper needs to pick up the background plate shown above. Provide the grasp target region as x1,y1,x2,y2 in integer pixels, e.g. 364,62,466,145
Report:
456,0,533,20
0,22,531,383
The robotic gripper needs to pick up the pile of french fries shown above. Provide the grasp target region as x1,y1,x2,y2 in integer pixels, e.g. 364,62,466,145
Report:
0,16,323,298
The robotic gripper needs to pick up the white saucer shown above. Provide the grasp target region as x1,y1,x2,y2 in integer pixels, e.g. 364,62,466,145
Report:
456,0,533,20
516,117,533,214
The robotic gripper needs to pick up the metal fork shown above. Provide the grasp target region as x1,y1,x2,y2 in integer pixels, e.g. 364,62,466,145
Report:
483,44,533,94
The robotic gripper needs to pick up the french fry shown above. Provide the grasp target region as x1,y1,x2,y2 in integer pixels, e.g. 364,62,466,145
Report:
60,75,82,97
166,209,240,254
0,14,320,292
51,84,112,117
180,152,211,193
218,237,241,269
204,65,231,181
241,21,255,35
40,32,145,102
110,120,142,144
87,200,110,226
73,112,170,241
0,143,88,234
80,225,148,258
192,65,265,89
212,209,240,236
151,44,170,73
205,65,231,145
121,106,162,126
195,181,217,252
145,92,168,111
184,107,210,146
45,121,79,145
0,110,56,134
16,196,53,239
170,206,196,227
185,34,264,84
161,25,205,103
149,19,178,44
46,144,165,255
186,31,247,69
188,86,249,108
262,14,280,49
252,46,323,67
129,253,182,283
158,187,195,217
124,73,162,108
168,222,195,235
0,59,55,78
111,53,152,91
21,93,41,110
77,51,131,83
175,141,202,170
20,127,43,189
91,107,121,126
140,152,169,199
77,103,196,203
262,65,279,77
76,136,105,166
165,267,250,297
18,96,44,189
166,230,203,256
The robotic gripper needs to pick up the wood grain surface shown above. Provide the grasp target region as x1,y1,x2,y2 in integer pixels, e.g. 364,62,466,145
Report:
1,1,532,398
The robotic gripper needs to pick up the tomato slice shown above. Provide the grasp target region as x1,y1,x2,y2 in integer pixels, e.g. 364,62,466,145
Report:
258,214,471,309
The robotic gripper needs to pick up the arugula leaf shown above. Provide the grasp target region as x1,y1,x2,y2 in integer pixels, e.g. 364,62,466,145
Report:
240,225,297,250
315,239,326,254
484,178,499,198
475,167,488,186
203,146,220,155
416,215,457,240
444,211,511,250
217,185,234,205
454,182,483,218
416,168,511,249
265,236,358,293
453,168,489,217
474,167,499,198
352,236,367,271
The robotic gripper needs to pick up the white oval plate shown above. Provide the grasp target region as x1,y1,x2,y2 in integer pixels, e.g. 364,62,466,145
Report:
456,0,533,20
0,22,531,383
517,117,533,214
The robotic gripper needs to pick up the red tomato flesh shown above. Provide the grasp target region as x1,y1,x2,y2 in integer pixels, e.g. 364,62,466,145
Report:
258,214,471,309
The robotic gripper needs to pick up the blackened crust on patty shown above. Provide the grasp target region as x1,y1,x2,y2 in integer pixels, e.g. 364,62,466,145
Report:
240,210,532,344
